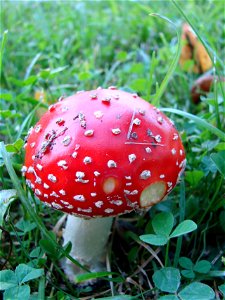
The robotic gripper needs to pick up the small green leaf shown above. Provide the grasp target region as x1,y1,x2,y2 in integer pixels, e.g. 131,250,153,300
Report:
170,220,197,238
23,75,37,86
4,285,30,300
0,110,21,118
6,139,24,153
55,291,71,300
153,267,181,293
185,170,204,187
5,145,17,153
13,139,24,150
50,65,68,75
210,151,225,178
116,51,127,61
78,71,91,81
201,156,218,175
39,69,50,79
63,241,72,256
30,247,43,258
0,93,13,101
0,270,17,290
15,219,37,233
140,234,168,246
8,77,25,87
218,284,225,296
152,212,174,236
179,257,193,270
15,264,44,284
215,142,225,151
181,269,195,279
178,282,215,300
129,62,144,74
39,233,60,260
0,189,17,238
130,78,148,92
193,260,211,274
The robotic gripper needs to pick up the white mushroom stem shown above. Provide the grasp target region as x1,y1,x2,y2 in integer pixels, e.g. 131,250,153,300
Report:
62,215,113,282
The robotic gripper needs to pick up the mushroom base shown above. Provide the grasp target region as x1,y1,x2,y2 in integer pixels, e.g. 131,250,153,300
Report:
62,215,113,283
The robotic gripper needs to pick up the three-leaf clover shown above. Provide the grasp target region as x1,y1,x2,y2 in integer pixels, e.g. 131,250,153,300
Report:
0,264,44,300
179,257,211,279
153,267,215,300
139,212,197,246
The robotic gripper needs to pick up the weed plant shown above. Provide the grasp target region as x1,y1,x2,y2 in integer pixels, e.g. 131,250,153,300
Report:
0,1,225,299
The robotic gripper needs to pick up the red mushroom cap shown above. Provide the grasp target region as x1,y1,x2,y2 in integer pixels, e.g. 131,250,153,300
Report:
23,88,186,218
191,74,225,104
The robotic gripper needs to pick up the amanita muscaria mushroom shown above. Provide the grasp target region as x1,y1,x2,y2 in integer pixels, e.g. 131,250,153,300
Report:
191,73,225,104
23,87,186,282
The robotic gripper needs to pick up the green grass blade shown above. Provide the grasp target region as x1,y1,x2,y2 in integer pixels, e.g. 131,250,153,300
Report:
171,0,214,64
24,52,42,80
103,60,123,87
198,176,223,225
75,271,122,284
173,178,186,267
16,103,42,140
0,30,8,74
208,271,225,277
146,51,157,101
160,108,225,141
38,276,45,300
149,14,181,107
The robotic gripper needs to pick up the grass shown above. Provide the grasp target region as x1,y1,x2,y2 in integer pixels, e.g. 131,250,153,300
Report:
0,0,225,299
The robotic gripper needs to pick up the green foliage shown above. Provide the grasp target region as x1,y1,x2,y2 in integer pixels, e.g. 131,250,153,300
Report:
74,271,123,284
139,212,197,246
210,151,225,177
0,0,224,298
0,264,44,300
219,284,225,297
5,139,24,153
0,189,17,238
39,232,72,262
179,257,211,279
153,267,215,299
153,267,181,293
178,282,215,300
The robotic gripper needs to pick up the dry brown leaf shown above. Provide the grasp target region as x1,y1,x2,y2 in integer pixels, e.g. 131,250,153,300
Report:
179,23,212,74
195,41,213,73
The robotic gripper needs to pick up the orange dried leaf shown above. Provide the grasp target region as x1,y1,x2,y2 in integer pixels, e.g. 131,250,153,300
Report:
179,23,212,74
195,41,213,73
